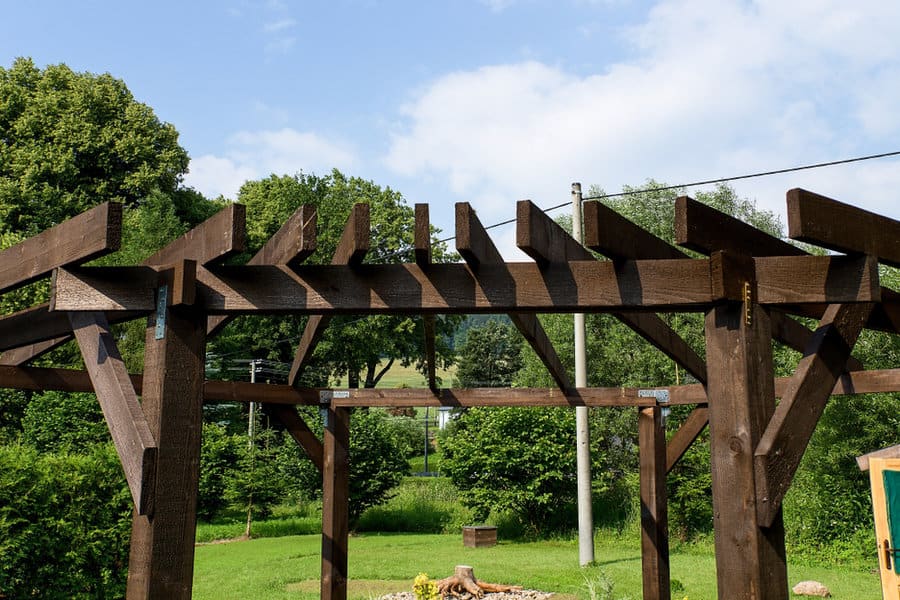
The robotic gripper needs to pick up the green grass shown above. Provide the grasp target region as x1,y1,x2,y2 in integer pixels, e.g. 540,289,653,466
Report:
332,361,456,388
192,531,882,600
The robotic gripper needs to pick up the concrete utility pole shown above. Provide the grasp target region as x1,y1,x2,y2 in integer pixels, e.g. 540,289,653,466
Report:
573,182,595,566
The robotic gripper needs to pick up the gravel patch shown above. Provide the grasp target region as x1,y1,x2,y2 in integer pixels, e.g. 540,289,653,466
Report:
380,591,555,600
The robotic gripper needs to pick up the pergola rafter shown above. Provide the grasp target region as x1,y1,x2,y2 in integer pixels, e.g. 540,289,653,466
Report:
1,187,899,600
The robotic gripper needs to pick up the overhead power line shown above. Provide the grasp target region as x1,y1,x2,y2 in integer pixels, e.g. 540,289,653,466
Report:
436,149,900,243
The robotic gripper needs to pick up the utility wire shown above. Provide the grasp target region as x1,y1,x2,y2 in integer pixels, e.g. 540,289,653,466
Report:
434,149,900,244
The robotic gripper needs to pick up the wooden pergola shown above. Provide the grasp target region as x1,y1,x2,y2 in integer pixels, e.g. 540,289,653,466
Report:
2,187,899,600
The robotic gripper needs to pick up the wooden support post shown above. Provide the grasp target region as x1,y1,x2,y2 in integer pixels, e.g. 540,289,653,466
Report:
321,406,351,600
639,406,669,600
126,301,206,599
705,303,787,600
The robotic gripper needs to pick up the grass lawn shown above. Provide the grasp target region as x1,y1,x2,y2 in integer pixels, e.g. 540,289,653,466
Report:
193,531,881,600
332,361,456,389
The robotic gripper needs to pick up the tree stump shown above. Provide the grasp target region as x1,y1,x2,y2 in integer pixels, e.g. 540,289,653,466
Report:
436,565,522,598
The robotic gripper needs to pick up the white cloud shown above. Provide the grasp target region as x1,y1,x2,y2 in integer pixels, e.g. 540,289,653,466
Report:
480,0,517,13
263,18,296,32
184,128,358,200
386,0,900,228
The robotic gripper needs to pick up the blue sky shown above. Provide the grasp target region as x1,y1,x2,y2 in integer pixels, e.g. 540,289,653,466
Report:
3,0,900,257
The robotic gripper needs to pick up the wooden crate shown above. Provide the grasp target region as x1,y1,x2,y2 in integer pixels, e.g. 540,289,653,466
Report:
462,526,497,548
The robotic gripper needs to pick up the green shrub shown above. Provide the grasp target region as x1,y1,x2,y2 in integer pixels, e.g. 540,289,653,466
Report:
0,443,131,599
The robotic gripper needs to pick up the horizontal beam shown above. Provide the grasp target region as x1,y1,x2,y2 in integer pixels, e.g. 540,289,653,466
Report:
0,202,122,294
51,255,879,316
3,366,900,406
788,188,900,268
2,203,246,365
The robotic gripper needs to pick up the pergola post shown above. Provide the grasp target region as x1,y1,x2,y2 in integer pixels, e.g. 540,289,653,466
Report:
126,302,206,599
321,405,351,600
705,303,787,600
638,405,669,600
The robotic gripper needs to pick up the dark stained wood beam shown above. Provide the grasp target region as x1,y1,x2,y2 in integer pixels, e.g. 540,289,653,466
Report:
675,195,804,258
523,199,708,385
69,312,156,516
676,193,891,336
207,204,317,338
639,405,670,599
416,204,438,391
584,200,687,261
126,303,206,598
143,203,246,267
288,204,369,387
705,303,787,598
2,203,246,366
50,254,881,316
3,365,900,406
0,202,122,294
788,188,900,268
754,302,873,527
459,202,571,390
265,404,323,472
321,406,350,600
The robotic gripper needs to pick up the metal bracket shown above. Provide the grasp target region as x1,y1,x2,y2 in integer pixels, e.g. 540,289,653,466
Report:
638,389,670,403
319,390,350,426
154,284,168,340
742,281,753,326
639,389,670,425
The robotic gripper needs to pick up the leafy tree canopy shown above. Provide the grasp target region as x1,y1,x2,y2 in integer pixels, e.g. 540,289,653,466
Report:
0,57,189,235
210,170,459,388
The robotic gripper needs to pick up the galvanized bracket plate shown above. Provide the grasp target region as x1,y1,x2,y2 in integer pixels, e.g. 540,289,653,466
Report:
154,284,168,340
638,389,670,403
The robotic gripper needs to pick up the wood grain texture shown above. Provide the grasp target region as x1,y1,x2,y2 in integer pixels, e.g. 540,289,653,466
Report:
69,312,156,516
4,365,898,405
639,406,670,600
675,195,804,258
288,204,370,386
705,303,788,599
52,254,880,316
585,200,687,261
754,302,873,527
321,406,350,600
143,203,246,267
458,201,571,390
4,204,244,365
126,306,206,599
753,254,878,305
788,188,900,267
414,203,431,267
0,202,122,294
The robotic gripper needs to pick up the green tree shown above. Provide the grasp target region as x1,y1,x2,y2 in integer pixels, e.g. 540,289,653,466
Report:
283,408,410,525
210,170,459,389
454,319,523,387
0,444,132,599
0,58,189,236
441,407,577,534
